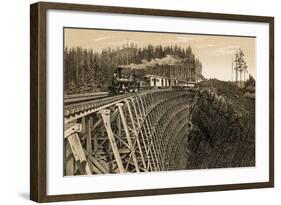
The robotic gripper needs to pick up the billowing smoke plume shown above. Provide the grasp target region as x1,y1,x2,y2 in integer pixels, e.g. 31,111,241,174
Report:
119,55,183,70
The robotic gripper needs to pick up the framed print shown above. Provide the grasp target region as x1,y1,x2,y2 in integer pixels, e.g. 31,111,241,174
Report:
30,1,274,202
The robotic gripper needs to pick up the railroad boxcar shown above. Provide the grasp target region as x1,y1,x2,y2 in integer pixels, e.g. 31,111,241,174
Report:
144,74,172,88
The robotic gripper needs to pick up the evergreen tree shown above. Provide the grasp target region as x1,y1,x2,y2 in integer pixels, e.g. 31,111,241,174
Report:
63,43,203,94
234,49,248,87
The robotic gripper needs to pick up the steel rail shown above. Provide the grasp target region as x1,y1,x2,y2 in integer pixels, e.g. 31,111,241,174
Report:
64,92,109,104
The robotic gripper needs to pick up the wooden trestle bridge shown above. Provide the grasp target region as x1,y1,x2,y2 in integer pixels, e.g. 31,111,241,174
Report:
64,89,194,175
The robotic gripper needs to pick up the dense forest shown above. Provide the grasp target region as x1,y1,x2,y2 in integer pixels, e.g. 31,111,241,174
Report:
64,43,203,94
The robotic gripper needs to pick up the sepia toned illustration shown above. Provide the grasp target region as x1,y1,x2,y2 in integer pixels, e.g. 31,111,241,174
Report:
63,28,256,176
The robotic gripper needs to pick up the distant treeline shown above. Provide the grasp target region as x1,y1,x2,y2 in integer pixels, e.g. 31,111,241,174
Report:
64,43,202,94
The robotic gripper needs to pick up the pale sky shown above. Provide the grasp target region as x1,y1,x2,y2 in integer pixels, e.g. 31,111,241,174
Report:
65,28,256,81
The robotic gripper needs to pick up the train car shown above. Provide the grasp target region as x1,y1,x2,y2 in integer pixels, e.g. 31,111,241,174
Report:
144,74,172,88
187,81,196,87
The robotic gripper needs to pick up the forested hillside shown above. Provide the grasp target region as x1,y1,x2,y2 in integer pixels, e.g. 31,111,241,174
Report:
64,43,203,94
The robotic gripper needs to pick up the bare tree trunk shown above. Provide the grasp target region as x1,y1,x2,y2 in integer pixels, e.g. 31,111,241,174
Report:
231,66,233,82
240,71,242,88
235,69,238,86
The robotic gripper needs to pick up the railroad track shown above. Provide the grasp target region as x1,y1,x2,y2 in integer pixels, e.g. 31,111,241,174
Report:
64,91,148,123
63,88,194,124
64,92,109,104
64,89,177,123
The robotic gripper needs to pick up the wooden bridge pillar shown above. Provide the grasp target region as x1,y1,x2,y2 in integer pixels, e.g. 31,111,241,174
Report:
64,123,91,175
98,109,125,173
116,103,140,172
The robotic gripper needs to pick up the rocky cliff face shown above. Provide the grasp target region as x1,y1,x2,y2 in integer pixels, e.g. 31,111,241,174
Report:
185,80,255,169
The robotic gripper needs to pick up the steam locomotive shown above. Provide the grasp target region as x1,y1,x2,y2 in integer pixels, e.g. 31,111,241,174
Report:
110,67,142,94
